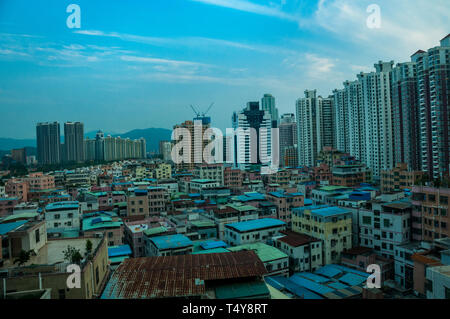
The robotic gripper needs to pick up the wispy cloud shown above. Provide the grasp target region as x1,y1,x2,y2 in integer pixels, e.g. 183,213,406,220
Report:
189,0,301,22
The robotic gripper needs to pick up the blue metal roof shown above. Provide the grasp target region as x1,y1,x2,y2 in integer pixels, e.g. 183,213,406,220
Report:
200,240,228,250
296,272,330,283
226,218,286,232
108,245,132,258
289,274,335,295
329,264,371,278
0,220,27,235
311,206,350,217
150,234,193,250
266,276,324,299
338,273,367,286
314,265,343,278
0,197,18,201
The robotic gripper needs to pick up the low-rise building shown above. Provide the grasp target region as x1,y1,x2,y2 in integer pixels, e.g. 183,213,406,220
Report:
411,186,449,242
145,233,193,257
266,191,304,225
189,179,220,193
381,163,424,193
274,230,323,273
426,265,450,299
331,164,371,187
292,205,352,264
82,211,124,246
44,201,81,238
0,197,18,218
359,199,412,259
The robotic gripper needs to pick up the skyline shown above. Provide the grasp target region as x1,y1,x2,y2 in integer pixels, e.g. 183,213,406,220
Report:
0,0,449,139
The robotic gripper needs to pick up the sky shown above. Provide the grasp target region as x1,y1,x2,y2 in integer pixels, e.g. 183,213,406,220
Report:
0,0,448,139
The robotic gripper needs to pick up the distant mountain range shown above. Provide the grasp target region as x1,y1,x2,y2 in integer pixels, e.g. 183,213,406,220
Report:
0,127,172,154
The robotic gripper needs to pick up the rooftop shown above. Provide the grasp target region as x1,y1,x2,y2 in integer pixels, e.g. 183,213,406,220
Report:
45,201,79,211
311,206,350,217
101,251,267,299
149,234,193,250
277,230,320,247
108,245,132,258
226,218,286,232
0,220,28,236
227,242,288,263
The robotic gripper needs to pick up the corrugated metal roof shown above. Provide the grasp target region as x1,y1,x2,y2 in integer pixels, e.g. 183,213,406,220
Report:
226,218,285,232
101,251,267,299
200,240,228,250
0,220,27,235
108,245,132,257
149,234,193,250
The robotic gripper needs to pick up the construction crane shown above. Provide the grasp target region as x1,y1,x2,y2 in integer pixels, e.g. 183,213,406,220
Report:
189,103,214,125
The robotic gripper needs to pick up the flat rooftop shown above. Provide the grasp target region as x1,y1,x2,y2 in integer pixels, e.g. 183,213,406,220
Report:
226,218,286,232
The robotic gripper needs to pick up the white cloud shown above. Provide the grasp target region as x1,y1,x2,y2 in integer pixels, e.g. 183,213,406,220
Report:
189,0,300,22
313,0,449,60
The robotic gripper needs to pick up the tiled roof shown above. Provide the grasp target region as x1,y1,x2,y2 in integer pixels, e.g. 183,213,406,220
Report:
277,230,320,247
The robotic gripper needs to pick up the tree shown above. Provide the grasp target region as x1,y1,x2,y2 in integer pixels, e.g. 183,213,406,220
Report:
63,245,83,264
14,250,31,266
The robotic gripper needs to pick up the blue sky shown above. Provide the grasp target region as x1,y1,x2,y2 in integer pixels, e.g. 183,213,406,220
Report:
0,0,448,138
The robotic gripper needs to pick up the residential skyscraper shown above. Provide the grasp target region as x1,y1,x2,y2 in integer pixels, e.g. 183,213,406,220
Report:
296,90,318,167
36,122,61,165
345,80,365,163
95,130,105,161
64,122,85,163
332,87,350,154
390,61,420,171
296,90,334,167
316,95,335,152
261,94,279,127
159,140,172,161
413,35,450,179
358,61,395,179
279,113,297,167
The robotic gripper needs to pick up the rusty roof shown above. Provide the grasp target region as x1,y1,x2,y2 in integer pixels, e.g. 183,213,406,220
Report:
277,230,320,247
101,251,267,299
411,252,442,265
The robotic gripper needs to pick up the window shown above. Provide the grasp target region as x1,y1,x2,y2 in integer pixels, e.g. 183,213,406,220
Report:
58,289,66,299
95,266,99,284
35,229,40,243
362,216,372,225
